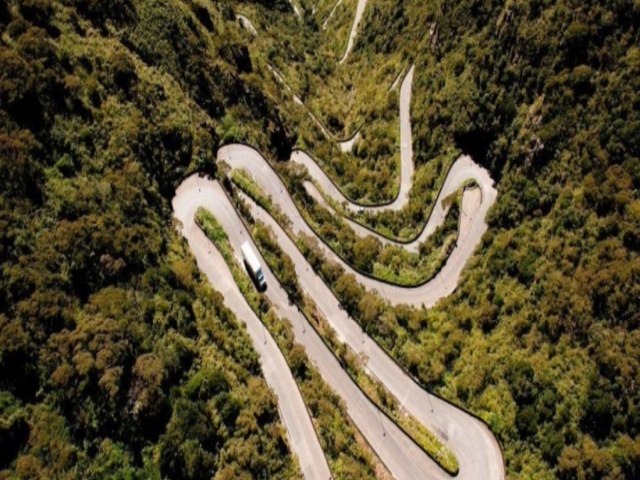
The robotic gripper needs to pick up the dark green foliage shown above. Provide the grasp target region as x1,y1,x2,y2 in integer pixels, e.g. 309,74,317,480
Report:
18,0,53,27
0,394,29,469
71,0,136,29
158,399,218,479
110,50,137,92
1,0,639,478
196,209,379,479
0,1,298,478
122,0,293,158
0,128,42,201
190,2,214,31
184,368,230,401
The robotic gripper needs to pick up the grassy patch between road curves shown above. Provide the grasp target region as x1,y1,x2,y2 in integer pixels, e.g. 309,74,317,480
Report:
195,208,384,480
230,167,462,286
294,187,460,286
313,151,459,241
293,231,465,474
239,210,460,475
230,168,292,229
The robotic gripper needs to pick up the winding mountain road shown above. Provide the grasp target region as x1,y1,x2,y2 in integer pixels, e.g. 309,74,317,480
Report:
292,65,416,212
174,64,503,480
218,143,496,307
173,8,503,478
338,131,360,152
236,14,257,36
322,0,343,30
238,187,504,480
173,149,503,480
173,184,331,480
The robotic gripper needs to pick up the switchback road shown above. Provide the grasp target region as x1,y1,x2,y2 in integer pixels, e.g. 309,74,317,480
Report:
174,15,503,476
174,178,463,480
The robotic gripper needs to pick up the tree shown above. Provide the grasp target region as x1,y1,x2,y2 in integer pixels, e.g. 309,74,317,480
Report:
110,50,137,92
352,235,382,273
130,353,165,420
334,274,364,317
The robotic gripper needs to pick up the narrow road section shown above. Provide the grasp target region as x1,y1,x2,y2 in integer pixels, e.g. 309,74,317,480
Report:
322,0,343,30
241,189,504,480
338,0,369,64
236,14,257,36
219,145,496,307
174,56,504,479
291,65,416,211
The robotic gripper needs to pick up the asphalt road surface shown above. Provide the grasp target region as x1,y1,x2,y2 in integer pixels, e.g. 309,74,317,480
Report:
173,169,504,479
174,177,466,480
220,144,496,308
291,65,416,212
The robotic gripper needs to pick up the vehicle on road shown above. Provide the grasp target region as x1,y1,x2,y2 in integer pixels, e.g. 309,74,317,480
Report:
241,241,267,290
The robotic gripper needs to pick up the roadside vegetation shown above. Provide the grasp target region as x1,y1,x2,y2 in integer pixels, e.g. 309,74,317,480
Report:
293,184,461,285
289,149,460,242
195,208,385,480
229,167,292,229
230,163,462,286
0,1,298,478
236,0,640,478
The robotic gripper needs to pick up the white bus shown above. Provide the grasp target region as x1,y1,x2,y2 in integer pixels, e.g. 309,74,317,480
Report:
241,241,266,290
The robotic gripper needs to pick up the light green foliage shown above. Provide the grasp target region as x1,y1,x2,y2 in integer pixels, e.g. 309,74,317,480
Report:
240,0,640,478
230,168,291,229
293,180,462,285
196,207,263,311
231,160,462,285
242,216,459,474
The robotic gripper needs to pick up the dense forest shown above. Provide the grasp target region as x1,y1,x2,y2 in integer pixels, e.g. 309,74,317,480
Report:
1,0,639,479
305,1,640,478
0,1,299,478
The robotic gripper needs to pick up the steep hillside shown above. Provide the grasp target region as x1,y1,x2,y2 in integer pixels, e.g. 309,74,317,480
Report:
237,0,640,477
0,1,299,478
316,1,640,478
1,0,639,479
